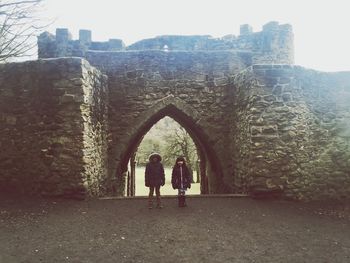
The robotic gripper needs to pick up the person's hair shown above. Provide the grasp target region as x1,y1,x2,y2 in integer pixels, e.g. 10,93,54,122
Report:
174,156,187,167
149,153,162,162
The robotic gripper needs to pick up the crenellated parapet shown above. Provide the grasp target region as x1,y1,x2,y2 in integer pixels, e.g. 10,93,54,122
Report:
126,21,293,64
38,28,125,58
38,21,294,64
228,21,294,64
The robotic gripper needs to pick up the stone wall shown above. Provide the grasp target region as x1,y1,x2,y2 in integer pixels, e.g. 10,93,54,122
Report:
85,50,249,195
0,58,108,198
232,65,350,200
290,69,350,199
1,21,349,200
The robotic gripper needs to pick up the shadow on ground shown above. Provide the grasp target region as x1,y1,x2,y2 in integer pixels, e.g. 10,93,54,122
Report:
0,195,349,263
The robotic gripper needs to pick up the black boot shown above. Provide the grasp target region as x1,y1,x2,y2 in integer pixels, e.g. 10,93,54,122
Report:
179,196,186,207
156,195,163,209
182,195,187,207
178,195,182,207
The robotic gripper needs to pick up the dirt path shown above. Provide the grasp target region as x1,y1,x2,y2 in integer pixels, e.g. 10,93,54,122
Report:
0,196,349,263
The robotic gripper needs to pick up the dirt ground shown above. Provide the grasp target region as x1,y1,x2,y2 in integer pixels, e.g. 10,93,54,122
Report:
0,195,349,263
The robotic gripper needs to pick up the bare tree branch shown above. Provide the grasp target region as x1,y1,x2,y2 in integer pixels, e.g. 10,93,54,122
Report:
0,0,47,62
0,0,42,8
163,125,198,178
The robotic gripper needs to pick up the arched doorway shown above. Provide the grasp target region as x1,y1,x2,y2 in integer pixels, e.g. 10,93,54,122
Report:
129,116,202,196
109,97,225,196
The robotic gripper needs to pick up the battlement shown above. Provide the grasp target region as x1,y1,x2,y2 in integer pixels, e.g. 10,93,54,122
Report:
38,21,294,64
38,28,125,58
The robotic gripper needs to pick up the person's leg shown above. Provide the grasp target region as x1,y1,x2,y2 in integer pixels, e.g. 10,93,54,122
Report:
178,189,185,207
182,194,187,207
155,186,162,208
148,186,155,208
182,189,188,207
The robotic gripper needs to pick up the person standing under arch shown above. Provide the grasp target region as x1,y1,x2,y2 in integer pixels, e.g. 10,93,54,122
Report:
171,156,191,207
145,153,165,209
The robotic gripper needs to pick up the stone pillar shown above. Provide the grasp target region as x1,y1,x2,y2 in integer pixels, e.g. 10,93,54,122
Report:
79,29,92,45
55,28,72,57
56,28,72,43
37,31,56,58
240,24,253,35
252,22,294,64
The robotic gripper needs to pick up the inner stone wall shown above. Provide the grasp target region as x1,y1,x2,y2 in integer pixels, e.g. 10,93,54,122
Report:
0,58,107,198
232,65,350,200
127,21,294,65
38,21,293,65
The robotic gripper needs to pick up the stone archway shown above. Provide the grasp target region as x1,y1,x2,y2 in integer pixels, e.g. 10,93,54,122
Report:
108,95,224,195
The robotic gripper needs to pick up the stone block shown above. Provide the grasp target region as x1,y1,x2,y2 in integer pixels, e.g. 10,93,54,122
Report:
251,126,262,136
262,125,277,135
72,78,84,86
282,93,293,102
60,94,76,103
263,95,276,102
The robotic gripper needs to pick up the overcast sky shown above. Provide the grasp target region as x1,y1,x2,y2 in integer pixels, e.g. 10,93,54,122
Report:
43,0,350,72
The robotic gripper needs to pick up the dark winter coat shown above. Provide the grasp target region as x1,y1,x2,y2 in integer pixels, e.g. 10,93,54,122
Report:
171,165,191,189
145,161,165,187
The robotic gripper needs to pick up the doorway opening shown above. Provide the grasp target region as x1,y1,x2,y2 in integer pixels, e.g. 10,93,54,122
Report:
126,117,202,196
114,103,223,197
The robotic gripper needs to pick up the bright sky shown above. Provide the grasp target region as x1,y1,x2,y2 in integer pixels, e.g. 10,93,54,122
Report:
43,0,350,72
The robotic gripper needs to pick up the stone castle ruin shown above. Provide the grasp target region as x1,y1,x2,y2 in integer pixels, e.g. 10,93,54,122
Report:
1,21,349,200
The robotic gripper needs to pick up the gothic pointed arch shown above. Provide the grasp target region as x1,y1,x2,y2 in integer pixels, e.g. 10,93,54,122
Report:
110,95,224,193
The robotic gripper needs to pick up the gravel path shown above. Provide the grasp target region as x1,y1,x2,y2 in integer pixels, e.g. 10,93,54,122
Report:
0,196,349,263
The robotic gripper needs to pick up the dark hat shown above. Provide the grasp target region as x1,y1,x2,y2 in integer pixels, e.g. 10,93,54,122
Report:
149,152,162,161
175,156,186,162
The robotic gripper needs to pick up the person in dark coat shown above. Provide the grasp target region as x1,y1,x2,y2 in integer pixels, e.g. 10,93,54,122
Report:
171,156,191,207
145,152,165,208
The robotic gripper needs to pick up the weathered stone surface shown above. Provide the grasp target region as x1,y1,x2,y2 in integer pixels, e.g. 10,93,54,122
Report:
84,50,244,195
232,65,350,200
0,58,107,198
1,21,349,200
